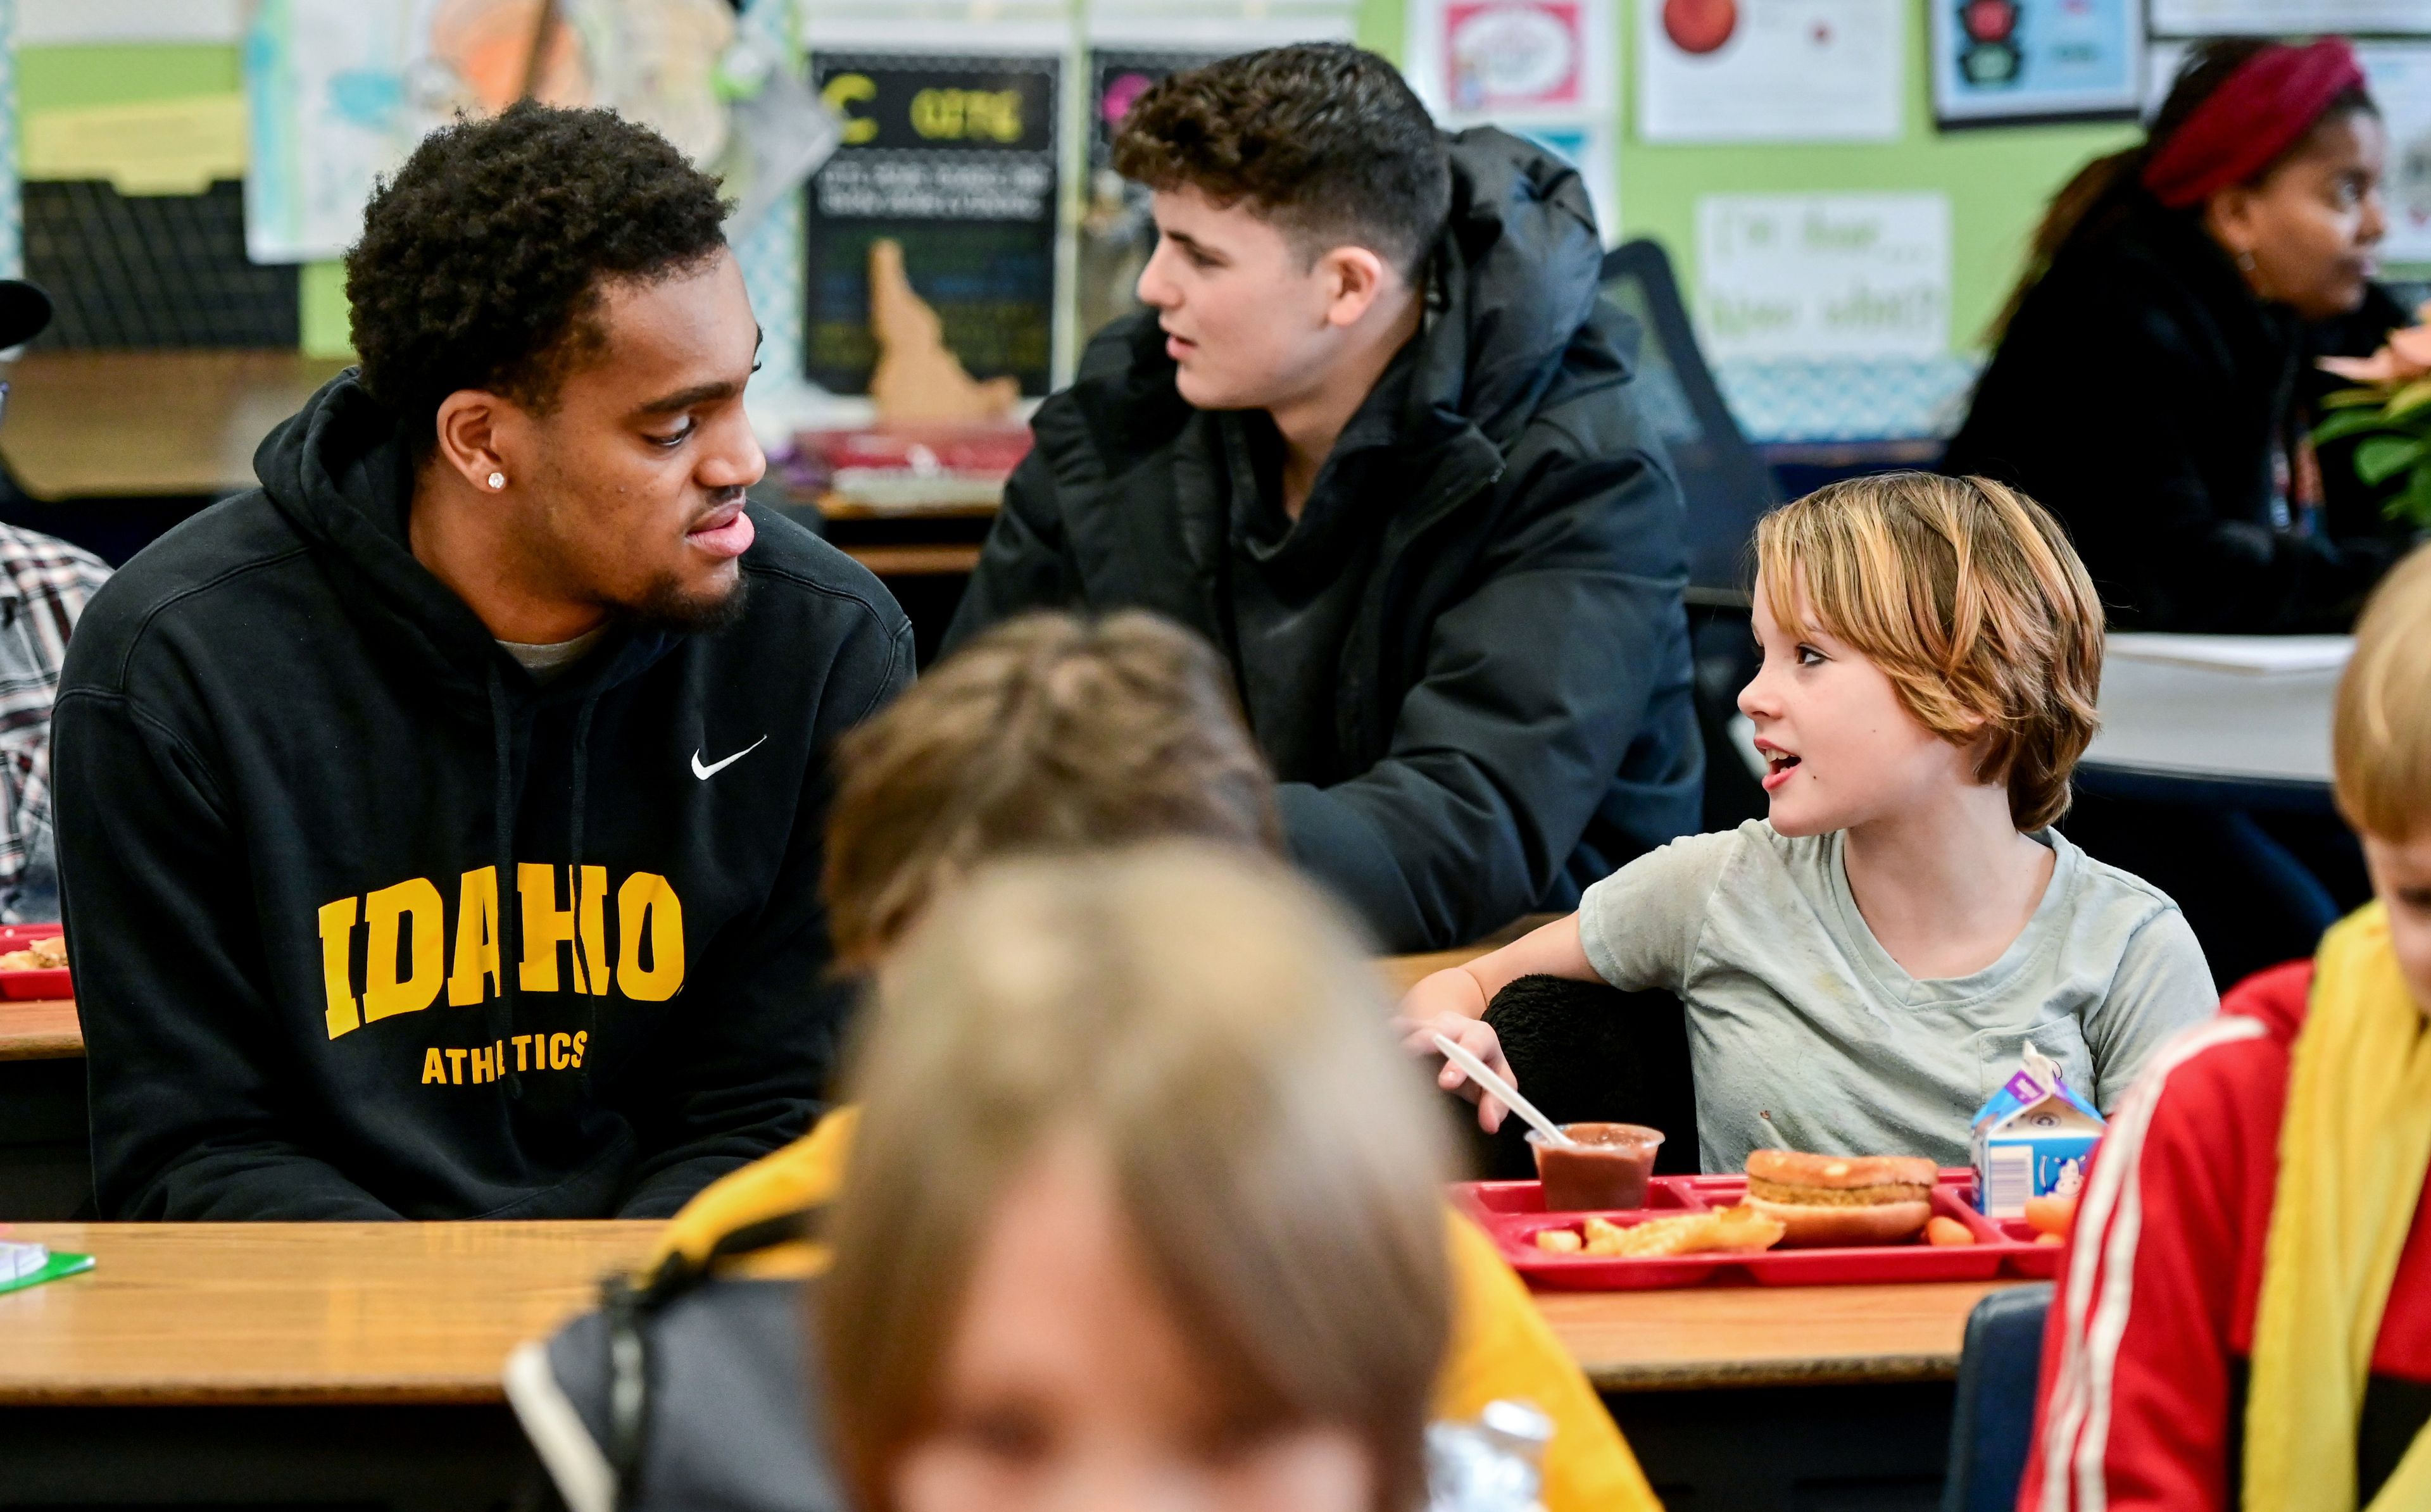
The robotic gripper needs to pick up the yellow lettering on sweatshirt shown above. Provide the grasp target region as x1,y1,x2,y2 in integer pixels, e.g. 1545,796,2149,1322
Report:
519,863,606,994
512,1033,533,1072
421,1046,446,1084
318,896,361,1039
572,1030,587,1067
446,1046,468,1084
615,872,684,1001
448,867,501,1007
362,878,444,1023
548,1031,572,1070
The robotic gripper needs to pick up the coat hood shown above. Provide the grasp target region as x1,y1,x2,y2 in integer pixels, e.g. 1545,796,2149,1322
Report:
1420,126,1611,446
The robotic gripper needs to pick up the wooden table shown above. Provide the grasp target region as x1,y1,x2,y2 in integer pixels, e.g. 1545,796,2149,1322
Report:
0,996,78,1060
0,350,353,499
0,1219,2010,1508
0,1221,2006,1403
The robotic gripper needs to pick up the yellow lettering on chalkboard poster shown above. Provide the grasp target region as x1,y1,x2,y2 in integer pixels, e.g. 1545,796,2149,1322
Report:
908,89,1025,144
822,75,879,144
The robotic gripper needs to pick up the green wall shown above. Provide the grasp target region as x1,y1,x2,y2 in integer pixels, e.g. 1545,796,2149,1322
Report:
17,7,2390,361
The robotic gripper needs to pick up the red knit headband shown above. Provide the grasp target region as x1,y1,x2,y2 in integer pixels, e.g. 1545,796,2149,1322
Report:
2141,39,2368,210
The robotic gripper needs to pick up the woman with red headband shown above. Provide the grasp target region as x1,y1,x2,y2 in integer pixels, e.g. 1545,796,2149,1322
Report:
1945,37,2404,635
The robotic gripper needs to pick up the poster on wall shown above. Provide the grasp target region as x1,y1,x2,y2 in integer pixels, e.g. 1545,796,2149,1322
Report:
1638,0,1904,144
1931,0,2142,126
2364,46,2431,265
2149,0,2431,37
1695,192,1951,359
1404,0,1614,120
243,0,738,265
801,51,1060,397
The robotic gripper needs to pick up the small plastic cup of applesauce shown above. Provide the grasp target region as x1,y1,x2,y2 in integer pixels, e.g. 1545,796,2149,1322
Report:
1527,1122,1665,1211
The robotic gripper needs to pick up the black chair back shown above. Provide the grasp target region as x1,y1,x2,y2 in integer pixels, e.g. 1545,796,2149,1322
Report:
1598,237,1776,604
1941,1282,2054,1512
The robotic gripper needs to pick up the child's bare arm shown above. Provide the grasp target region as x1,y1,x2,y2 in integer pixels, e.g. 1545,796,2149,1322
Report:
1397,913,1595,1021
1395,915,1596,1132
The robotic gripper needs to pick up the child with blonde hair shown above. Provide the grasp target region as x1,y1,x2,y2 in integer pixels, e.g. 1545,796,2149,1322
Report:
1406,473,2218,1170
827,844,1451,1512
2021,542,2431,1509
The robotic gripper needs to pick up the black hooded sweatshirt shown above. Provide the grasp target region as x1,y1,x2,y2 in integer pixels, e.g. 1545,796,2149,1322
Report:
943,128,1702,951
53,374,913,1221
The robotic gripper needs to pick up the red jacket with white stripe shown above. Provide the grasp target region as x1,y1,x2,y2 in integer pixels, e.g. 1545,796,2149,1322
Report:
2017,961,2431,1511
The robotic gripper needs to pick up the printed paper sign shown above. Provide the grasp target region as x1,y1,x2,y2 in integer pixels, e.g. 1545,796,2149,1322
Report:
1638,0,1902,144
2150,0,2431,37
2364,46,2431,266
1932,0,2142,125
1696,192,1952,359
1407,0,1613,120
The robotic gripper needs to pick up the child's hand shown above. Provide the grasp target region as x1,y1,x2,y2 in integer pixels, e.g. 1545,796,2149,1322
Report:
1394,1010,1515,1134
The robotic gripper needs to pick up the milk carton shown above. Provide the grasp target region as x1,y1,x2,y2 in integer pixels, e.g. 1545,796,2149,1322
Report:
1970,1043,2104,1218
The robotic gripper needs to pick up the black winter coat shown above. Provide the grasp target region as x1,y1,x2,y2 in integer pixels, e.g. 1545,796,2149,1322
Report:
942,129,1702,951
1944,194,2405,632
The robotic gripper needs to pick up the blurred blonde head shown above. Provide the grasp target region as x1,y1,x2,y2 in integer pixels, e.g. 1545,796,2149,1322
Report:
821,844,1452,1512
821,610,1280,966
2335,542,2431,842
1754,472,2104,830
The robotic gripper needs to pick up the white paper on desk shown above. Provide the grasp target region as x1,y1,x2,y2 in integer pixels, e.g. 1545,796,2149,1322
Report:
2105,634,2354,676
0,1239,47,1284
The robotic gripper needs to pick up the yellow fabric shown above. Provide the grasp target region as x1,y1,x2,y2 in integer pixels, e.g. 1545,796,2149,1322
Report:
2247,903,2431,1512
651,1109,1661,1512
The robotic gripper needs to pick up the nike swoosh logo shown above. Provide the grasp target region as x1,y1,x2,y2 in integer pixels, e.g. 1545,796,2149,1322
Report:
691,735,769,780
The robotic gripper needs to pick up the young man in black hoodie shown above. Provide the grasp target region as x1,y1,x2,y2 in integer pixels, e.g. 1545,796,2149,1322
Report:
942,45,1701,953
53,104,913,1221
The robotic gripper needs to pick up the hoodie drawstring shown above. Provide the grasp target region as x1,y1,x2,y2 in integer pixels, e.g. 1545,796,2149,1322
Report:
487,664,524,1099
568,691,601,1090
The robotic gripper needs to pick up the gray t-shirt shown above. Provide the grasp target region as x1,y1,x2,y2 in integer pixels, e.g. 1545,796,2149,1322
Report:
498,627,607,685
1577,820,2217,1172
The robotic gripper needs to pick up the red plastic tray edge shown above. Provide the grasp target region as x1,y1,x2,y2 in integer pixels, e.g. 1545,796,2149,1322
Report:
1457,1171,2064,1290
0,922,69,1000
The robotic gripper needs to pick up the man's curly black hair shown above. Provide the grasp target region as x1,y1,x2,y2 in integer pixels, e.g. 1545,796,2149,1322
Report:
1111,43,1449,277
344,101,731,447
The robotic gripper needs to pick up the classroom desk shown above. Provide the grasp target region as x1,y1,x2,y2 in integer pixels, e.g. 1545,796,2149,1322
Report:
0,1220,2010,1509
0,996,79,1059
2076,653,2339,809
0,350,354,500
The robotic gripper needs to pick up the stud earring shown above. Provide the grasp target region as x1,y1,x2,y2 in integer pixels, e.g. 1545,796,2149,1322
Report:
487,472,505,490
2235,249,2258,273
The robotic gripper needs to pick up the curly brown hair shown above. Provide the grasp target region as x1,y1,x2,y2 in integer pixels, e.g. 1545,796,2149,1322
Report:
344,101,730,448
820,611,1282,965
1112,42,1450,275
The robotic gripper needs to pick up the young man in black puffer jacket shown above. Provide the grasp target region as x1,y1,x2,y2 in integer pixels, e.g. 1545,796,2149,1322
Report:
943,44,1701,951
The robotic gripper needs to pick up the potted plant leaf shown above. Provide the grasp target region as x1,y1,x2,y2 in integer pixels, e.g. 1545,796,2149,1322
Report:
2315,305,2431,528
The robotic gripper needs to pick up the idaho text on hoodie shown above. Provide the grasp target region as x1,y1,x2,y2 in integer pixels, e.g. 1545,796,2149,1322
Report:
53,375,912,1220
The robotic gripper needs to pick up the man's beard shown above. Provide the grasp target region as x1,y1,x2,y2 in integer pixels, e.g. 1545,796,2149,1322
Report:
613,568,751,636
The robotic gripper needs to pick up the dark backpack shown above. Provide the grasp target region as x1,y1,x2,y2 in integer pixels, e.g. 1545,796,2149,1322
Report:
506,1209,845,1512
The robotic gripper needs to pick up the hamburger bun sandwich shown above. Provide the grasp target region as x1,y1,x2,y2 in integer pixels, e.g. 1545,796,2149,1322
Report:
1743,1149,1938,1248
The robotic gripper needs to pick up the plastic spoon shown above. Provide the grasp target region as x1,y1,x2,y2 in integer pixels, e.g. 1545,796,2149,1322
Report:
1431,1032,1576,1147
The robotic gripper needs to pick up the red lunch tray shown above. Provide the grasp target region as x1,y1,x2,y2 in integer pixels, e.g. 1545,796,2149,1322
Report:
1452,1168,2064,1290
0,922,69,999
